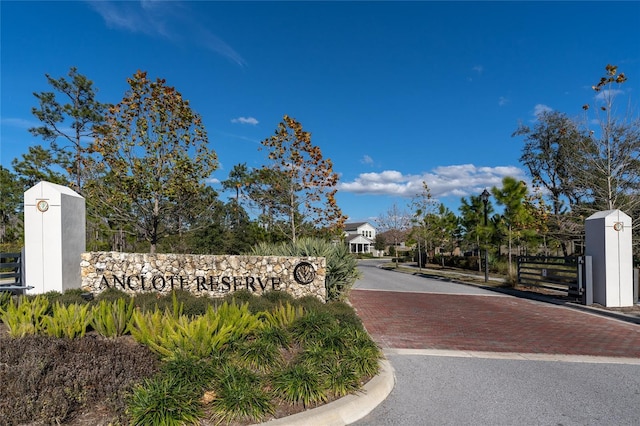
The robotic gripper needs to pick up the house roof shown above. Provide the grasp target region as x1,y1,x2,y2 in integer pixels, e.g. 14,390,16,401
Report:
344,222,372,231
346,234,374,244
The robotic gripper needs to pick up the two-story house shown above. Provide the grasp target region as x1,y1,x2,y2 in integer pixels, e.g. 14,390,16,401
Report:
344,222,377,254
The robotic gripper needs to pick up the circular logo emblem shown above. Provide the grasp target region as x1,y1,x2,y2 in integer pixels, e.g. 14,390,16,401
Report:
294,261,316,285
613,222,624,231
37,200,49,212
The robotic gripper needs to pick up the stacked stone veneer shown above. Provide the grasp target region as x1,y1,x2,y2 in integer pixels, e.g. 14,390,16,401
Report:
81,252,327,301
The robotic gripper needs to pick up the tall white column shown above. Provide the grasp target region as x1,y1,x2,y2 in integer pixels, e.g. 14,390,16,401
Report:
24,181,85,294
585,209,633,307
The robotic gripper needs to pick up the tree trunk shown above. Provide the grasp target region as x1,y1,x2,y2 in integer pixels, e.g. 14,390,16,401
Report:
508,225,513,276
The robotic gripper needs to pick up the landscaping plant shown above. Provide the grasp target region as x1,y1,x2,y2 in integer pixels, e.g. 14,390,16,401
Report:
0,289,382,425
128,375,203,426
250,237,361,301
0,295,49,337
209,364,275,424
90,296,135,338
271,363,328,407
41,301,91,339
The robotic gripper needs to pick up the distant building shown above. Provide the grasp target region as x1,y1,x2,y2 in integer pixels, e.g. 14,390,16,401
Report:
344,222,376,254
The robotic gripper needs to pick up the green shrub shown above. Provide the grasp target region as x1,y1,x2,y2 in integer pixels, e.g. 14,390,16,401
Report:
256,324,292,349
127,375,202,426
261,290,295,306
128,308,164,346
322,357,360,397
342,328,382,378
250,237,361,301
0,295,49,337
41,288,88,307
297,340,329,369
161,354,218,391
95,287,130,303
0,291,11,311
324,300,364,329
129,302,263,361
222,289,254,304
157,290,213,317
223,290,275,314
215,301,264,343
316,324,351,354
41,302,91,339
233,336,283,374
259,302,305,329
297,294,324,311
130,309,231,360
91,297,135,338
210,364,274,424
290,310,337,343
132,291,161,312
270,363,327,407
323,241,361,301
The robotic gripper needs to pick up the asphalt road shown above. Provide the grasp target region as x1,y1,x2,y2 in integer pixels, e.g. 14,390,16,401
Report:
353,259,499,295
351,259,640,426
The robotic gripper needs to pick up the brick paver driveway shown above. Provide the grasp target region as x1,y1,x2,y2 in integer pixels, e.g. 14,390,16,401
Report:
350,261,640,358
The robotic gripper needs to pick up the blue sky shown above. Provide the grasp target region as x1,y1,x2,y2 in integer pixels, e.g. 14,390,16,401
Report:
2,1,639,223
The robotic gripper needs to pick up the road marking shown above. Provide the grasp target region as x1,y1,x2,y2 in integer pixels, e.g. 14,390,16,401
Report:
384,348,640,365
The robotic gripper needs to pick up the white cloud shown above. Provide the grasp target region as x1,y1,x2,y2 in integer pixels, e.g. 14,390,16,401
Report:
231,117,259,125
498,96,509,106
360,155,374,165
89,1,170,38
89,1,246,66
1,117,37,129
339,164,526,199
472,65,484,74
595,89,624,101
533,104,553,117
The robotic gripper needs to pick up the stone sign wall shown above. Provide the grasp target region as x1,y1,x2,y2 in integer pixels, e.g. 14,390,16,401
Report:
81,252,327,301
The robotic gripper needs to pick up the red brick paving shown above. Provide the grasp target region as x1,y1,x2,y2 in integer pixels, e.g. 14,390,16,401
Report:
350,289,640,358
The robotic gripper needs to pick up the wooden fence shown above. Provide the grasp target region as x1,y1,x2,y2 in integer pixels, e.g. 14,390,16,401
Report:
517,256,581,299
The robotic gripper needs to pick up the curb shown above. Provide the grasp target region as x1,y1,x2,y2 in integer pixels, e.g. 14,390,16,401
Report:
257,359,395,425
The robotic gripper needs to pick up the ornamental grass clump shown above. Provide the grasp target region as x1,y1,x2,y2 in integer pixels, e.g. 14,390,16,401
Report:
209,364,275,424
259,301,305,329
233,335,284,374
90,297,135,338
250,237,361,301
1,288,383,425
129,308,233,361
127,375,202,426
41,301,91,339
161,354,219,391
129,302,263,361
342,328,382,378
270,363,327,408
257,324,292,349
40,288,88,307
316,323,353,354
0,295,49,337
289,309,337,343
0,291,11,311
322,356,361,397
324,300,364,329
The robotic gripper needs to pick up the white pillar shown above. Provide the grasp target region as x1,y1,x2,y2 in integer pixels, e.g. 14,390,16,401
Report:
585,209,633,307
24,182,85,294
